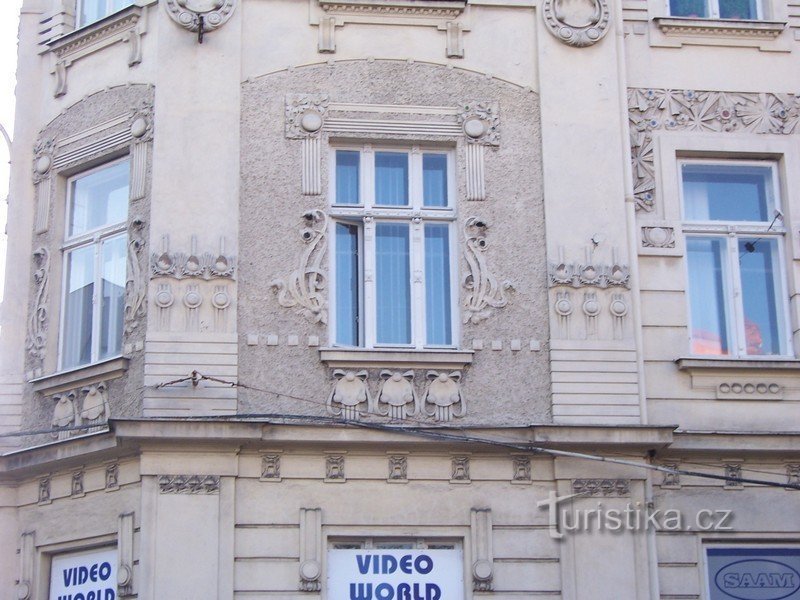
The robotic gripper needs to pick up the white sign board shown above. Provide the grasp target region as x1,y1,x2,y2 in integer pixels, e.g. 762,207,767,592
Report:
49,547,117,600
327,549,464,600
706,547,800,600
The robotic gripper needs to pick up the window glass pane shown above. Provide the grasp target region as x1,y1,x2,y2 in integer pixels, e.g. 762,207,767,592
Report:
425,224,452,345
375,152,409,206
79,0,132,26
682,163,774,222
63,246,95,369
687,237,730,355
336,151,360,205
739,238,783,355
69,161,129,237
719,0,758,18
99,235,126,360
376,223,411,344
335,223,360,346
375,542,415,549
423,154,448,207
669,0,708,16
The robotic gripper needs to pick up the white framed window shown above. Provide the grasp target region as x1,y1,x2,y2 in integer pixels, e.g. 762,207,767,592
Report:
667,0,763,18
681,159,790,358
704,545,800,600
76,0,134,28
329,145,458,350
330,538,459,550
60,159,130,370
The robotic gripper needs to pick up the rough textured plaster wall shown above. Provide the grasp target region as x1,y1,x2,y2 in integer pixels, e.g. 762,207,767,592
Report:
20,85,153,446
239,61,551,426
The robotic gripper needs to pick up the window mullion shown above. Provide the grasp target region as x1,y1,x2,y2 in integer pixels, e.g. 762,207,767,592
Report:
363,217,377,348
727,234,747,356
92,237,103,363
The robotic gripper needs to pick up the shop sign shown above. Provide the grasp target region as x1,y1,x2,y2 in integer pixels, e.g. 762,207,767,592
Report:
49,547,117,600
707,548,800,600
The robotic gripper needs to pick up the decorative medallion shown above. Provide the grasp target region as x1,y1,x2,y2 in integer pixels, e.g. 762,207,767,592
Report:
542,0,610,47
164,0,237,40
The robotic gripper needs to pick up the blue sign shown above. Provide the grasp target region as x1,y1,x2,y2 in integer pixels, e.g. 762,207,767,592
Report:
708,548,800,600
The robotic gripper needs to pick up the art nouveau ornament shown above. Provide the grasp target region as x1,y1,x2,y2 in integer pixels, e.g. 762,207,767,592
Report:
26,248,50,364
164,0,237,40
327,370,370,420
462,217,513,324
542,0,610,47
52,392,78,440
81,383,110,432
423,371,466,422
375,370,418,419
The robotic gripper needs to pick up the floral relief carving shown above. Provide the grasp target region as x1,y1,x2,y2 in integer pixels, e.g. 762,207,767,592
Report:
164,0,237,36
129,98,154,144
285,94,329,139
423,371,465,422
462,217,513,324
327,370,370,420
388,455,408,481
26,248,50,364
271,210,328,324
375,370,418,419
32,138,55,184
151,235,236,280
548,260,630,288
572,478,630,496
158,474,221,494
49,382,111,439
641,226,675,248
124,219,147,335
458,102,500,146
628,88,800,211
542,0,610,47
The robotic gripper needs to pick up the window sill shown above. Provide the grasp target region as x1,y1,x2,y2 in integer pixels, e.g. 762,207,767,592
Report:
318,0,467,17
676,357,800,371
653,16,786,39
675,357,800,400
47,5,143,55
30,357,129,396
319,348,473,370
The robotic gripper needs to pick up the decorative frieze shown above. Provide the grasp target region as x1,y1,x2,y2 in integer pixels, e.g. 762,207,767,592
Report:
376,371,418,419
542,0,610,47
26,248,50,367
572,478,630,496
271,210,328,324
158,474,221,494
716,382,783,400
328,370,370,420
423,371,465,422
628,88,800,211
49,383,111,439
548,248,630,289
462,217,513,325
151,235,236,280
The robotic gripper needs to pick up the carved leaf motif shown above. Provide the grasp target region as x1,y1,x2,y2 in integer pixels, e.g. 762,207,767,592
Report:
26,248,50,362
462,217,513,324
271,210,328,324
423,371,466,422
124,221,147,335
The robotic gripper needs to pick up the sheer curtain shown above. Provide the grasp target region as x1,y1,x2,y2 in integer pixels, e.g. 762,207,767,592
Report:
376,223,410,344
425,224,451,345
63,247,95,368
375,153,408,206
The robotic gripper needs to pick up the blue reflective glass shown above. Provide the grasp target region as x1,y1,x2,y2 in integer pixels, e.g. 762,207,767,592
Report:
336,151,360,205
687,237,730,355
375,152,409,206
739,238,782,355
335,223,360,346
669,0,708,16
683,164,774,222
425,225,452,345
423,154,448,207
376,223,411,344
719,0,758,18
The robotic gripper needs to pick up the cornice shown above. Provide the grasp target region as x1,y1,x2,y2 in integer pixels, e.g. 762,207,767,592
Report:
654,16,786,39
319,0,466,18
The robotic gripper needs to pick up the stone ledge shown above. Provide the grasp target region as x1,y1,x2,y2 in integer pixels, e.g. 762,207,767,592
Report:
653,16,786,39
30,357,129,396
319,348,473,370
676,357,800,372
319,0,466,18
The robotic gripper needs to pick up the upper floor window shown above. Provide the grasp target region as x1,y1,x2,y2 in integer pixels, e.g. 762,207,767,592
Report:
668,0,762,19
681,160,789,357
60,159,129,370
77,0,134,28
330,145,457,349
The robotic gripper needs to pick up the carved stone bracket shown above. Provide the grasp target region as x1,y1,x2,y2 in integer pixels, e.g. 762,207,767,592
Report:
542,0,610,47
130,99,153,201
125,219,147,336
423,371,465,422
49,382,111,439
375,370,418,419
299,508,323,591
271,210,328,324
164,0,237,37
158,474,221,494
151,235,236,280
462,217,513,324
471,508,494,591
26,248,50,367
628,88,800,211
548,247,630,289
572,478,630,496
327,370,370,420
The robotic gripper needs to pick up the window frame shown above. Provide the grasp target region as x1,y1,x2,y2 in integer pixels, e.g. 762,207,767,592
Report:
328,143,459,351
665,0,764,19
75,0,135,28
58,157,130,371
679,158,792,359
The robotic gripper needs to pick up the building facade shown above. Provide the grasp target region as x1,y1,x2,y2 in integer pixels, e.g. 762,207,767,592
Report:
0,0,799,598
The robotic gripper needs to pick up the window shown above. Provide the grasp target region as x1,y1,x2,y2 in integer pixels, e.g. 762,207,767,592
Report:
330,145,457,349
60,159,129,370
705,546,800,600
668,0,762,19
681,160,789,357
76,0,134,27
